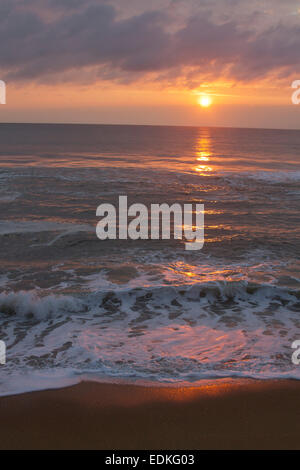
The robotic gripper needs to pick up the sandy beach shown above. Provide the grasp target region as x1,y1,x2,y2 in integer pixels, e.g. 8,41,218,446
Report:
0,379,299,450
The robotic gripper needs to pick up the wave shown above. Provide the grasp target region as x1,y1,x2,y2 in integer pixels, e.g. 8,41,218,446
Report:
0,192,21,203
0,220,93,236
1,281,299,396
222,170,300,184
0,280,299,321
0,290,85,320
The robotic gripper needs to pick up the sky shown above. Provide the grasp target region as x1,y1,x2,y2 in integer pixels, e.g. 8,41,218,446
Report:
0,0,300,128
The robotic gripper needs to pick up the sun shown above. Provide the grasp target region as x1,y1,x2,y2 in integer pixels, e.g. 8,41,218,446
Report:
198,95,212,108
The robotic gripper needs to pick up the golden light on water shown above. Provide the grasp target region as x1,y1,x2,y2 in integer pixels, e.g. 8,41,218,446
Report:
195,165,213,174
197,153,210,161
194,133,213,175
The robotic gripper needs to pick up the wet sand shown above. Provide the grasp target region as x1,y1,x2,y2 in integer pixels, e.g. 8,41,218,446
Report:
0,379,299,449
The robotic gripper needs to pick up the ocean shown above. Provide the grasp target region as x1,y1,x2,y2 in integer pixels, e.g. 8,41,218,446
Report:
0,123,299,396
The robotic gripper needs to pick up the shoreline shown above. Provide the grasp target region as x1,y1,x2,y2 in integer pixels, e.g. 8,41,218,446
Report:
0,379,299,449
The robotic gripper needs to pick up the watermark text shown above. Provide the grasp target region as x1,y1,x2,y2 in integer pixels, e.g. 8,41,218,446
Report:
0,340,6,365
96,196,204,251
292,340,300,365
0,80,6,105
291,80,300,105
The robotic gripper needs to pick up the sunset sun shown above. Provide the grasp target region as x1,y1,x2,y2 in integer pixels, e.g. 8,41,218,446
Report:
198,95,212,108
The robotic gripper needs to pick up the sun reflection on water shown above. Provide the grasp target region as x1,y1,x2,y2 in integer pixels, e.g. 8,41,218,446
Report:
193,133,214,175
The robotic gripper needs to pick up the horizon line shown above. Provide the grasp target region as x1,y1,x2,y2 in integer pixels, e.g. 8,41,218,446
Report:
0,121,300,132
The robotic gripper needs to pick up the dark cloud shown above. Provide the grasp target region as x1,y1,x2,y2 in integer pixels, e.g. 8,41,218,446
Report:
0,0,299,84
232,22,300,80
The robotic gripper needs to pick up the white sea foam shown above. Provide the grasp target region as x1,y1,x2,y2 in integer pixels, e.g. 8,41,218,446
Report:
219,170,300,183
0,290,85,320
0,282,299,396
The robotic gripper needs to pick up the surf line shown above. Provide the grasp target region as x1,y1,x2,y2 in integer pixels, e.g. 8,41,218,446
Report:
96,195,204,251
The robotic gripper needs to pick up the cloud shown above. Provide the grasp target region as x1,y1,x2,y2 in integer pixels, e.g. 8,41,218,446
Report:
0,0,299,86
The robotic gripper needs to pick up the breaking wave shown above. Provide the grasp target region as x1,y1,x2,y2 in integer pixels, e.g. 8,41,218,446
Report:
0,281,299,396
